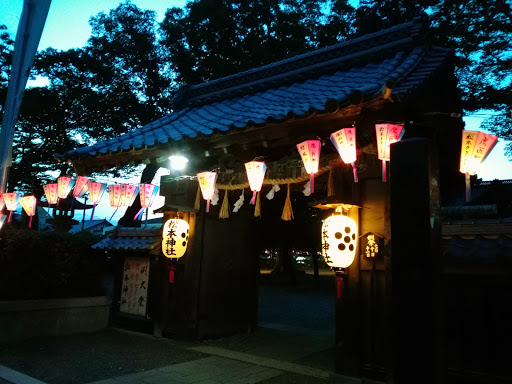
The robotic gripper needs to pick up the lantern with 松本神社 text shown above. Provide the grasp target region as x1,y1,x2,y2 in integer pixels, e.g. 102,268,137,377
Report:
162,218,189,259
330,128,358,182
459,130,498,202
197,171,217,212
321,210,358,269
245,161,267,204
375,123,405,182
297,140,321,193
20,195,37,228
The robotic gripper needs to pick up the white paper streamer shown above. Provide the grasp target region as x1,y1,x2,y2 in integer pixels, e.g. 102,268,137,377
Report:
302,180,311,196
233,190,245,213
265,184,281,200
211,187,219,206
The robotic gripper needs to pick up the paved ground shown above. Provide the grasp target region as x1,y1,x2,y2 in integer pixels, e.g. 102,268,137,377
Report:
0,273,379,384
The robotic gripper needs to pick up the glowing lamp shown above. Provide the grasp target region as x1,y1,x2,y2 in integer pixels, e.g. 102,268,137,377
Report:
375,123,405,182
73,176,89,198
197,171,217,212
162,218,189,258
245,161,267,204
57,176,73,199
3,192,19,223
330,128,358,182
296,140,321,193
121,184,138,206
87,181,104,220
459,130,498,202
109,185,122,207
321,212,358,269
133,183,159,220
43,183,59,205
20,195,37,228
0,194,4,212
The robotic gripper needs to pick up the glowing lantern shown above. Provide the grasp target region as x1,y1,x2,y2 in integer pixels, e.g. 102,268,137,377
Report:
121,184,138,206
162,218,189,258
245,161,267,204
109,185,122,207
3,192,19,223
134,183,159,220
459,130,498,202
330,128,358,182
321,211,358,269
197,171,217,212
43,183,59,205
87,181,104,220
296,140,321,193
375,123,405,182
57,176,73,199
20,195,37,228
73,176,89,198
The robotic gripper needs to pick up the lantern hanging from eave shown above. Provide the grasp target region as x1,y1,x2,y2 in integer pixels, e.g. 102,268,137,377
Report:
321,210,358,269
162,218,189,259
73,176,89,198
20,195,37,228
330,128,358,182
87,181,105,220
459,130,498,202
121,184,138,206
43,183,59,206
57,176,73,200
134,183,160,220
197,171,217,212
296,140,321,193
375,123,405,182
108,184,122,220
3,192,19,223
245,161,267,204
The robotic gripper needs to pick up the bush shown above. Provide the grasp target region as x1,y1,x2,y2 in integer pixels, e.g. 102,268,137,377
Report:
0,228,106,300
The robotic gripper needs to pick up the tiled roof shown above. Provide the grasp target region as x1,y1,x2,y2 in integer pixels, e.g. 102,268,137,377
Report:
92,227,160,251
69,219,113,233
59,15,452,165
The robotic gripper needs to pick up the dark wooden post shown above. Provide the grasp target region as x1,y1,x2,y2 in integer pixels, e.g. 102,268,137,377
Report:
390,138,443,383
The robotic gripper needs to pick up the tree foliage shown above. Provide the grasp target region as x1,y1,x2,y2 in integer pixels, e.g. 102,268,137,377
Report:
159,0,355,84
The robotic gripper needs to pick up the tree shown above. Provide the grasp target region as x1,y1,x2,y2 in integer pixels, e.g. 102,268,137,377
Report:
159,0,355,84
353,0,512,155
0,25,14,124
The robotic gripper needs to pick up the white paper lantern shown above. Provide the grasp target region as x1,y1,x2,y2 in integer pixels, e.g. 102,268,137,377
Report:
321,214,358,269
162,218,189,259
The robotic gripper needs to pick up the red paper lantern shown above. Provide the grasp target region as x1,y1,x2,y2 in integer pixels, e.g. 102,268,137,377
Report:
73,176,89,198
330,128,358,182
57,176,73,199
87,181,104,220
245,161,267,204
43,183,59,205
121,184,138,206
375,123,405,182
459,130,498,201
20,195,37,228
296,140,321,193
197,172,217,212
3,192,19,223
133,183,159,220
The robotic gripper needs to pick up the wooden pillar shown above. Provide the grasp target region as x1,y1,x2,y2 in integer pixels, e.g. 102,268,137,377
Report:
390,138,443,383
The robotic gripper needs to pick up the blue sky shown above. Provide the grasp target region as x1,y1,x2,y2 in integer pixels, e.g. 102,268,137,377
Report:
2,0,512,223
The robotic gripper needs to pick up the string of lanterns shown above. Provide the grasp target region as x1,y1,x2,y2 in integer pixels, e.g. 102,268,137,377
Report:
0,173,160,229
0,124,498,229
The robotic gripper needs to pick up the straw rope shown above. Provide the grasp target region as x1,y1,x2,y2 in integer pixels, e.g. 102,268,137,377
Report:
214,164,332,190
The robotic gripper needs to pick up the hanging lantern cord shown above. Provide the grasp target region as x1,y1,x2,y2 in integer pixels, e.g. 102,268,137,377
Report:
29,216,33,228
90,202,96,220
133,207,145,221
